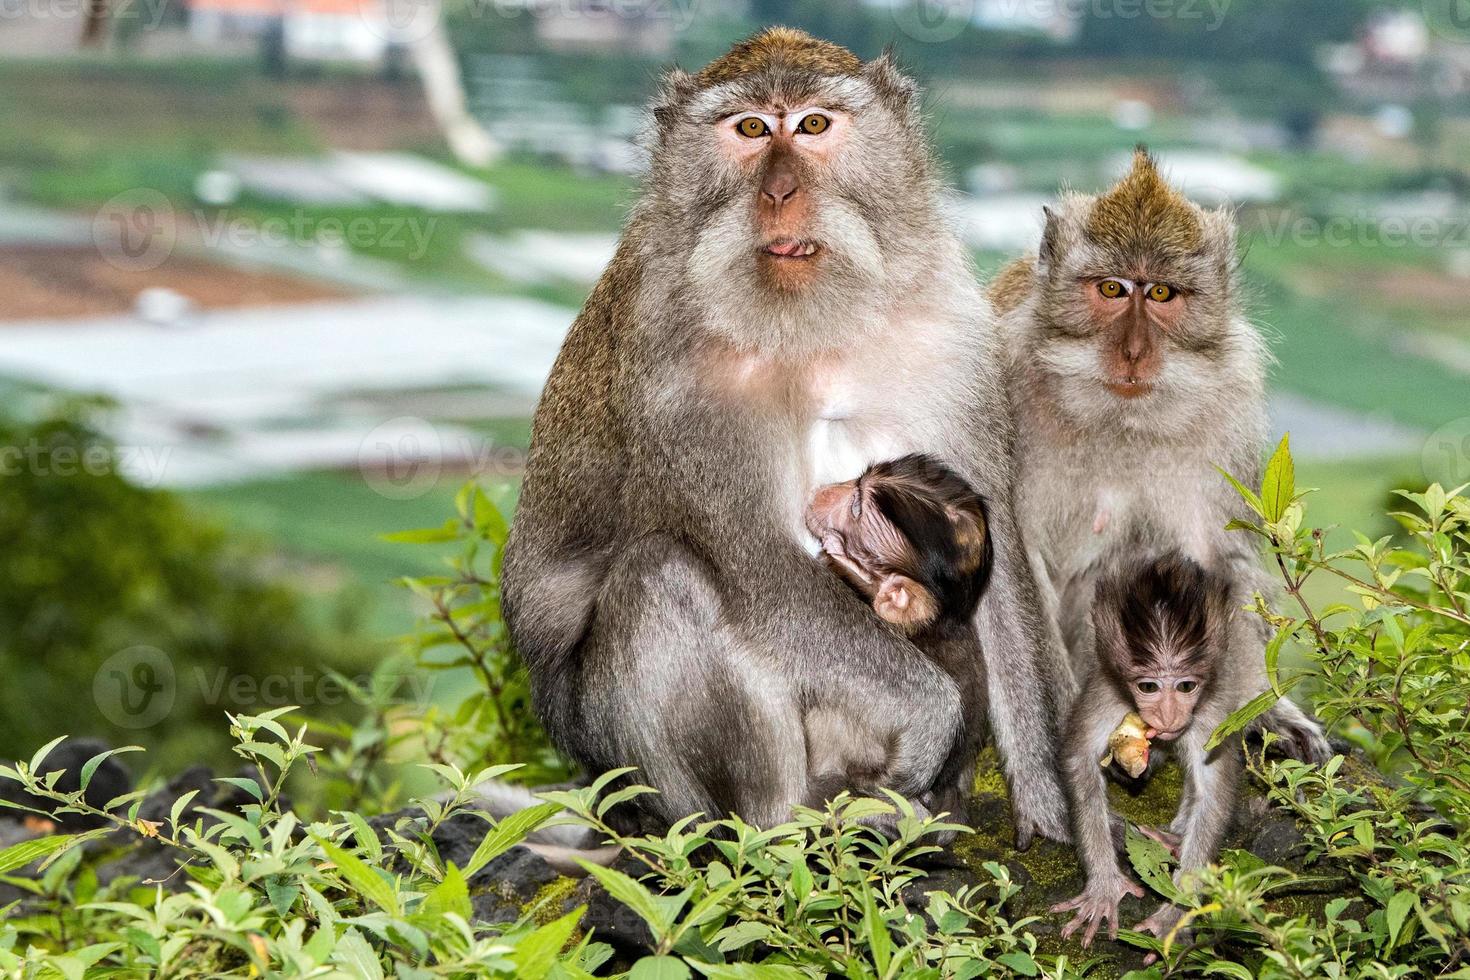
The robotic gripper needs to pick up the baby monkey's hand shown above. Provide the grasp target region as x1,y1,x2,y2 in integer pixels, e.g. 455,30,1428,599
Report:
1051,875,1146,947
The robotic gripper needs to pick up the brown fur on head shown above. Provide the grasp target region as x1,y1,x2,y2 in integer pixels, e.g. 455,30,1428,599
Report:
694,27,862,87
1085,149,1203,257
1013,145,1253,434
638,28,957,356
805,454,991,635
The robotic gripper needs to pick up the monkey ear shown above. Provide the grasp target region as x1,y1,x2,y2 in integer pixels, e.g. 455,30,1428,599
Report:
652,67,697,132
863,48,921,123
1037,206,1061,275
873,574,937,632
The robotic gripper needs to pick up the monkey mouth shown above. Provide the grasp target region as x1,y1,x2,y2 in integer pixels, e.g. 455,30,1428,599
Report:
762,239,820,259
1148,727,1182,742
1104,378,1154,399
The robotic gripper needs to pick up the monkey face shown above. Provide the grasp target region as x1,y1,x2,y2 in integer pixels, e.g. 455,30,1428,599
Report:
1031,151,1241,430
1127,673,1204,741
645,31,941,351
1093,553,1233,738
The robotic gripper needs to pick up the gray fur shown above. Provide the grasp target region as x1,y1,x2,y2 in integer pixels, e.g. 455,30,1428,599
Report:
501,45,1073,844
1000,183,1331,765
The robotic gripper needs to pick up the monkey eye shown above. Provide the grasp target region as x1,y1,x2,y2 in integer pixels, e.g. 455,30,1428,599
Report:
736,117,770,139
1097,279,1128,299
1147,283,1176,302
797,113,830,135
1176,680,1198,693
1136,680,1160,694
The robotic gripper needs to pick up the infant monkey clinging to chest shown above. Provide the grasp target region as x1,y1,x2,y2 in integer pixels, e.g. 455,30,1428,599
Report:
804,454,992,818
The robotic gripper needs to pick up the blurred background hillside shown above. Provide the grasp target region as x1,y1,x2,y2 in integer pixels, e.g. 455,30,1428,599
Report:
1,0,1467,778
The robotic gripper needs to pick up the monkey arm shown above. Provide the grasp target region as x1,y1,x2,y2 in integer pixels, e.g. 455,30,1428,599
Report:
1053,677,1145,946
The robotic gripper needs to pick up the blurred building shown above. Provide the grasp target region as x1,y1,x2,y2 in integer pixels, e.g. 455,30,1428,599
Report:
186,0,392,62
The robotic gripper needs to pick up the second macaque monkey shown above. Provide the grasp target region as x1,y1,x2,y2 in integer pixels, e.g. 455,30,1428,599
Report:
1053,554,1246,947
804,453,991,819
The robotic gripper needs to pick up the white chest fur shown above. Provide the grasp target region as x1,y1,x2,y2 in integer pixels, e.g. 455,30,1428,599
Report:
796,332,974,549
1022,443,1220,584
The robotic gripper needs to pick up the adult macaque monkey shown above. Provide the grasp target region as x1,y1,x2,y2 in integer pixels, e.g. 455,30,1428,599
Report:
503,29,1072,844
991,149,1330,763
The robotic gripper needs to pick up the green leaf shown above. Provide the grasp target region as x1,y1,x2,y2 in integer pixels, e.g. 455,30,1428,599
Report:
629,957,693,980
1204,680,1299,752
315,837,400,916
997,952,1039,976
1260,433,1295,522
859,879,891,976
28,736,68,776
512,906,584,980
418,863,471,921
693,966,807,980
463,801,562,878
78,746,142,793
1385,890,1416,948
0,834,86,875
330,928,384,980
1125,826,1183,903
1215,466,1264,518
577,861,674,938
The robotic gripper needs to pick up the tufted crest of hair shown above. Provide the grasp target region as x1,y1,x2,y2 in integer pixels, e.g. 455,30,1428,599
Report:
1086,148,1202,256
695,26,861,86
1093,554,1232,681
866,454,992,623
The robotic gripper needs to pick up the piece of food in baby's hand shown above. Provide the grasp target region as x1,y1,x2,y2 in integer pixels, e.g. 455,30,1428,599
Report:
1101,712,1151,778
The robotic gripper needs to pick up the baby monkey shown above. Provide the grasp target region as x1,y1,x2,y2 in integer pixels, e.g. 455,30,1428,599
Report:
1054,555,1244,947
805,454,991,818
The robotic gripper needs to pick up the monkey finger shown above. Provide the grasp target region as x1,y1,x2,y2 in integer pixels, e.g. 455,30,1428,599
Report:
1126,881,1146,899
1081,915,1102,948
1014,821,1035,852
1050,897,1084,914
1059,914,1083,940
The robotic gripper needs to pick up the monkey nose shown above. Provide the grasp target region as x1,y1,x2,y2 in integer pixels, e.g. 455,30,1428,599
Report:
761,171,799,205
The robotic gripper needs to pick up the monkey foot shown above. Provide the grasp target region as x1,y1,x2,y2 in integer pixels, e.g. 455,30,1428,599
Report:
1050,877,1145,948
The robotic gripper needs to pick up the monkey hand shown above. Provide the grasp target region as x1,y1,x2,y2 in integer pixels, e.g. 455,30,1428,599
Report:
1136,903,1188,964
1050,876,1144,948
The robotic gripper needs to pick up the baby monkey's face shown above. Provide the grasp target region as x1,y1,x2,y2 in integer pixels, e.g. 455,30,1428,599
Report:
805,455,990,633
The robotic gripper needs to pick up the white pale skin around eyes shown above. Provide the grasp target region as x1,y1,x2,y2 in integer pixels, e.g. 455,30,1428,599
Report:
1095,278,1178,302
715,108,847,161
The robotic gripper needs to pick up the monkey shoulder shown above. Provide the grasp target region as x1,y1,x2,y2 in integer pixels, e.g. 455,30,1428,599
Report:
986,256,1037,318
